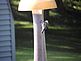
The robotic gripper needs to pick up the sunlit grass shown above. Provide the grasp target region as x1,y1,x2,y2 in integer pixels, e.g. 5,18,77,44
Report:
49,26,65,30
15,21,67,30
16,48,33,61
47,51,81,61
49,11,61,17
16,47,81,61
47,44,74,49
15,21,32,25
15,21,33,28
15,20,81,61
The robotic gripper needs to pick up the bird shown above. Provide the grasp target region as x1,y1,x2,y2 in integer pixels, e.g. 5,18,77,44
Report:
41,20,49,33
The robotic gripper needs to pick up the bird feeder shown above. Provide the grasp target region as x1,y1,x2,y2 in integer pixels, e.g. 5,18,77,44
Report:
18,0,57,61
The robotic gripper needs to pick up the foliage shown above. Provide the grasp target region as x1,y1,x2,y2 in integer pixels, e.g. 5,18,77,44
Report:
62,0,81,10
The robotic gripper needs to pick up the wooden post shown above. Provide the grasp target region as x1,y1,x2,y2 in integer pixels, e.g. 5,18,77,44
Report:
32,10,47,61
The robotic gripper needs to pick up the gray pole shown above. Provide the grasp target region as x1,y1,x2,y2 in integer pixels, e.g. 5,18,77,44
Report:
32,10,47,61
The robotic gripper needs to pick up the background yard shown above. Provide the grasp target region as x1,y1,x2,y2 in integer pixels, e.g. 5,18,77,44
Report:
11,0,81,61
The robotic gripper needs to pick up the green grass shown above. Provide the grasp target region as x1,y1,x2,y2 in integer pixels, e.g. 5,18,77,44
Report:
16,48,33,61
15,21,33,28
47,51,81,61
15,21,68,30
13,1,81,60
15,19,81,61
16,47,81,61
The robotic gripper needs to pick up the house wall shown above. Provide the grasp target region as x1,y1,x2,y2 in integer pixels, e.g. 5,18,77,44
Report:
0,0,15,61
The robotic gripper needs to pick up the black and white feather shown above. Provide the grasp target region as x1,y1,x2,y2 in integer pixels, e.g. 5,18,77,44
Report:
41,20,49,33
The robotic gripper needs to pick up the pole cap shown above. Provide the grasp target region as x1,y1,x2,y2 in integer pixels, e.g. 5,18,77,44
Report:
18,0,57,11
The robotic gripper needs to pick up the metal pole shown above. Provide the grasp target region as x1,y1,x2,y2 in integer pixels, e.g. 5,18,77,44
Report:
32,10,47,61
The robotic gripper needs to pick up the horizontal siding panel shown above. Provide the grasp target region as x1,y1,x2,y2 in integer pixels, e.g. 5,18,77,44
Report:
0,0,15,61
0,9,10,14
0,0,7,4
0,4,9,9
0,40,11,46
0,51,11,57
0,57,11,61
0,30,10,36
0,25,11,31
0,36,11,41
0,19,10,21
0,46,11,52
0,20,10,25
0,14,10,20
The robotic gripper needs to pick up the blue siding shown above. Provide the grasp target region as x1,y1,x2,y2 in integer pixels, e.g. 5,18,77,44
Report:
0,20,10,25
0,9,10,14
0,25,11,31
0,4,9,9
0,51,11,57
0,30,10,36
0,36,11,41
0,40,11,46
0,0,7,3
0,46,11,52
0,15,10,20
0,57,11,61
0,0,15,61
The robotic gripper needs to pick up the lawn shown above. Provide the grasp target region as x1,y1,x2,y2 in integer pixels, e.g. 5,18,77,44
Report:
15,20,81,61
16,48,81,61
11,1,81,61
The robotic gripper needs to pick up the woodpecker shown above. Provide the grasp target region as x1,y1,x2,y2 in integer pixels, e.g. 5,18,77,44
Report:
41,20,49,33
